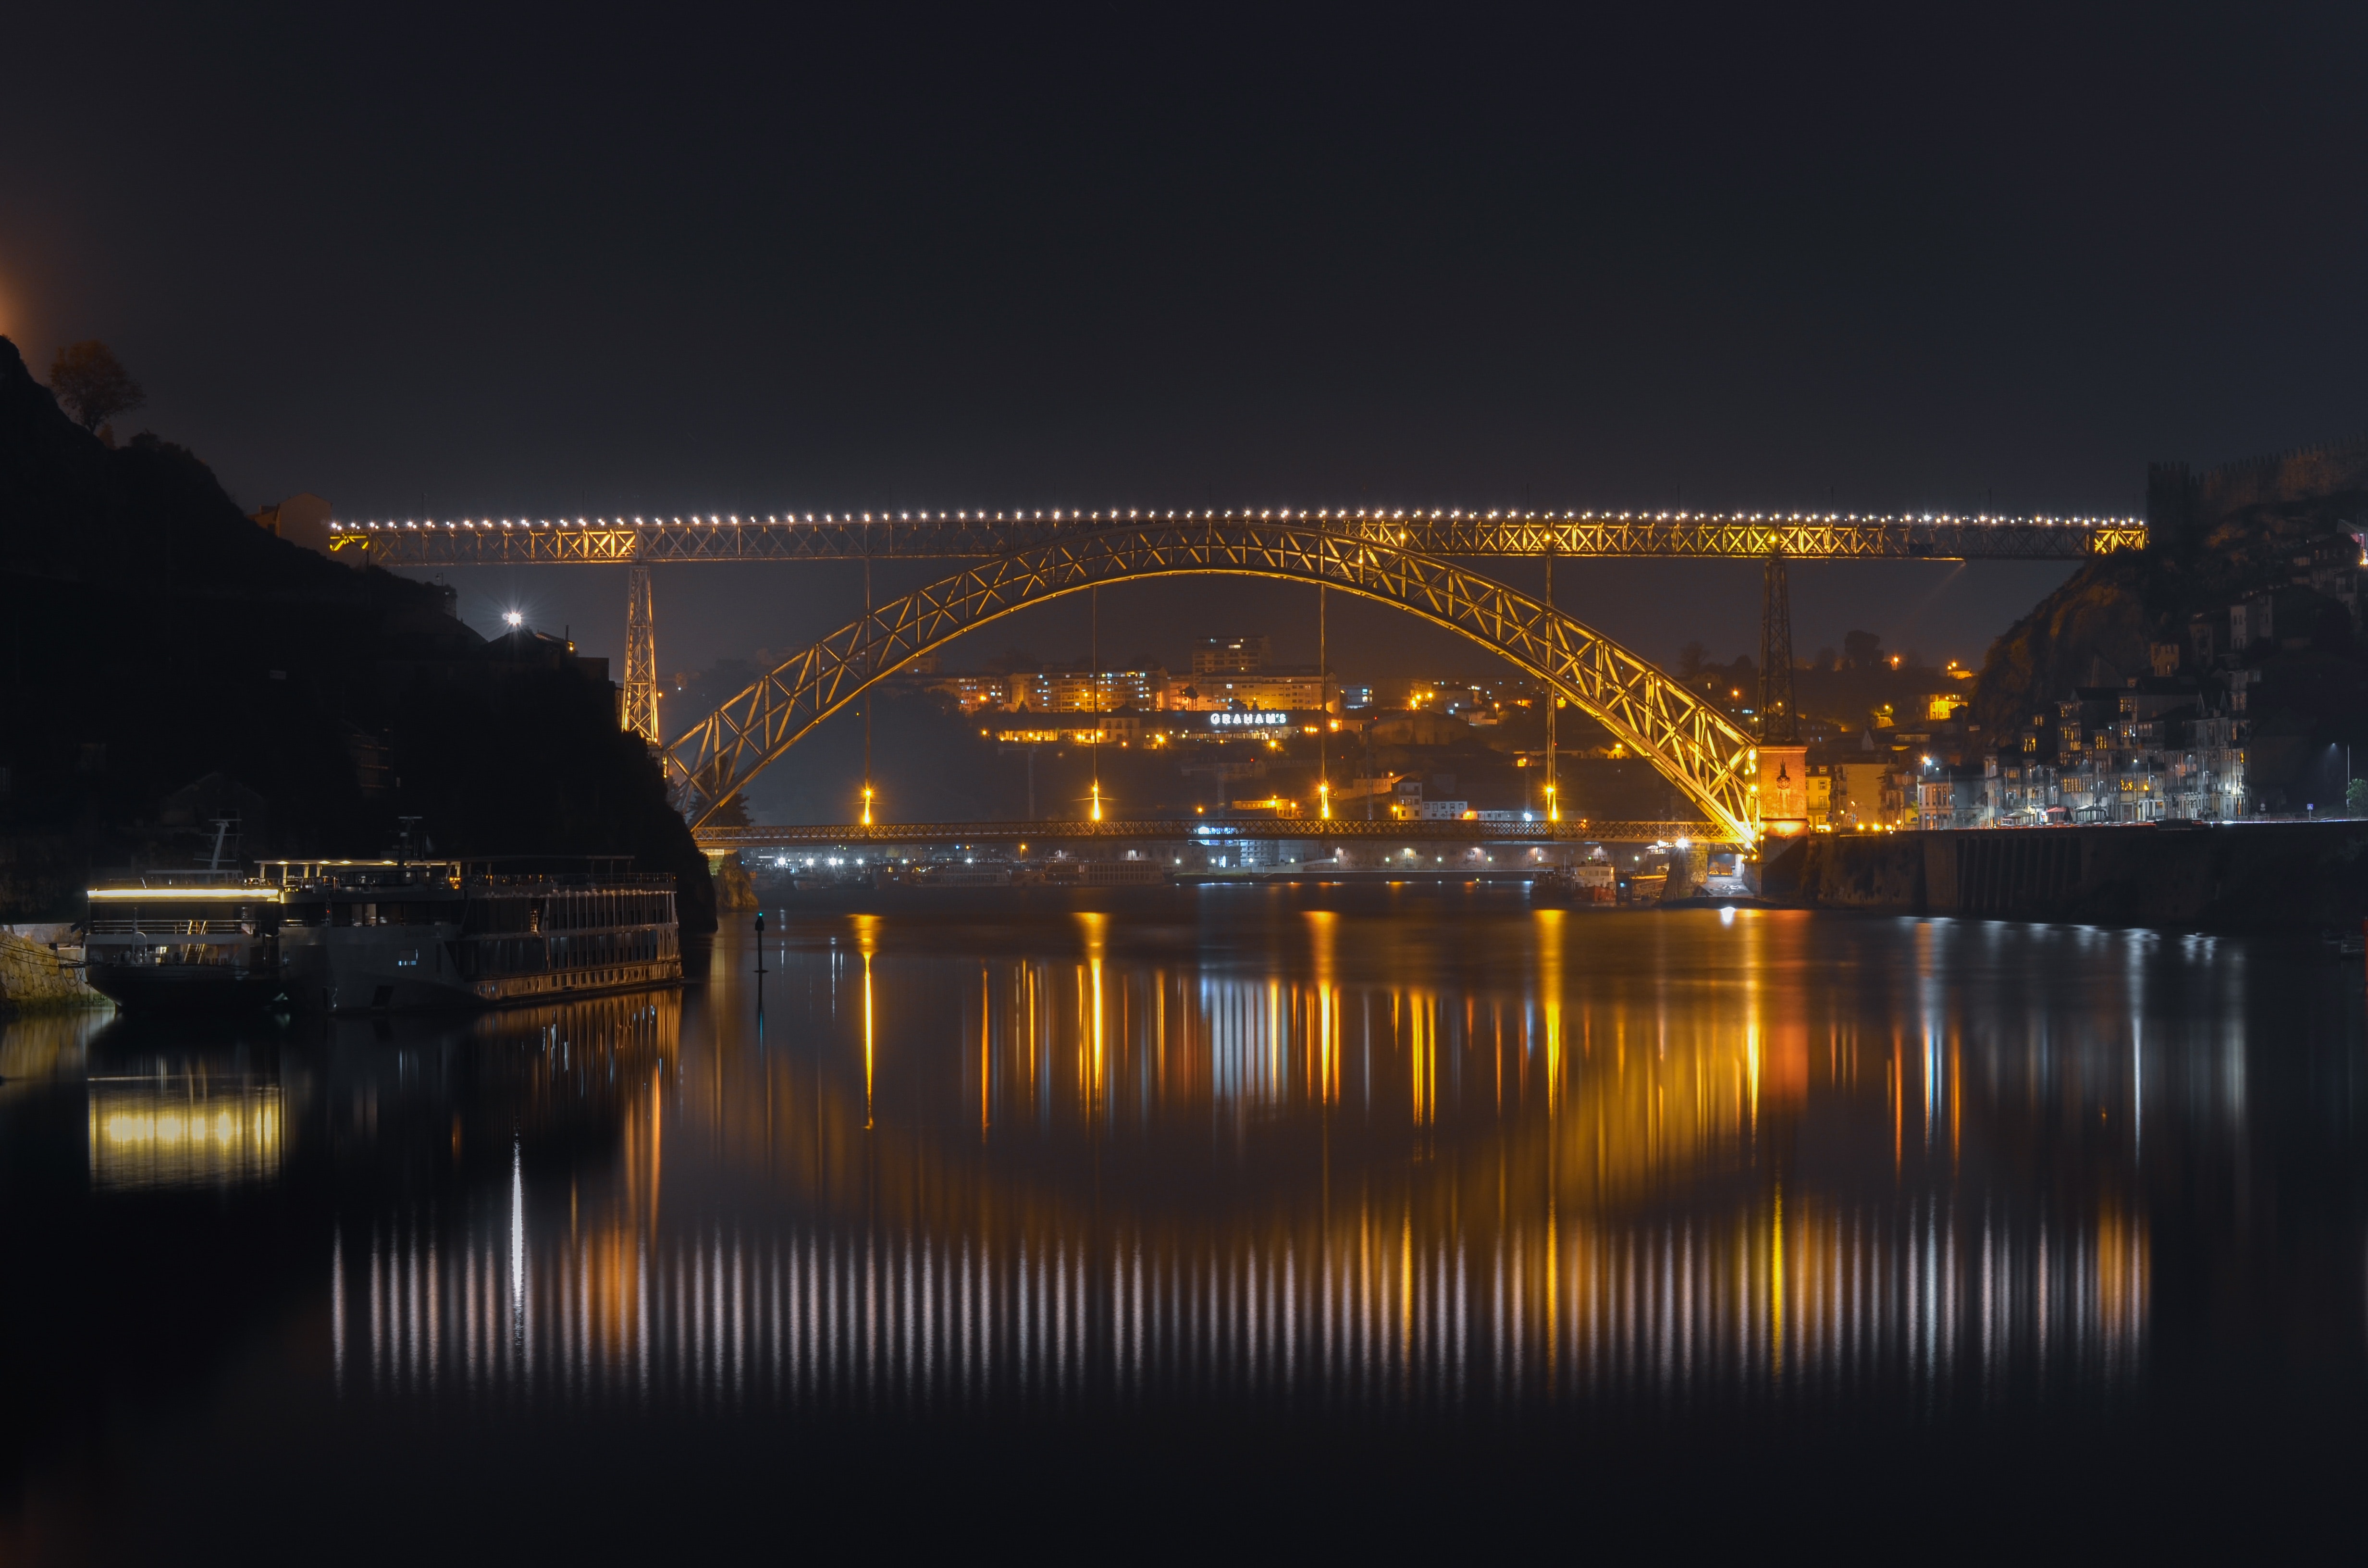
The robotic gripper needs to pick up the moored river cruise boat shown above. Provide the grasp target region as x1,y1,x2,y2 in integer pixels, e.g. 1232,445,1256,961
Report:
81,873,286,1011
82,858,680,1013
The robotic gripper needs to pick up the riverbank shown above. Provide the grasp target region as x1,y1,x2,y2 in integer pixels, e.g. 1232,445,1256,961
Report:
1759,821,2368,930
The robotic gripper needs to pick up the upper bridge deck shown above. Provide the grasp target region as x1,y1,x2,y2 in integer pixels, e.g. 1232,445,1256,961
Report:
325,507,2145,567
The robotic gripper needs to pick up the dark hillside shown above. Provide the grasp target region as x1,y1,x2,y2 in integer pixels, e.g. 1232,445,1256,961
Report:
0,336,713,928
1973,438,2368,796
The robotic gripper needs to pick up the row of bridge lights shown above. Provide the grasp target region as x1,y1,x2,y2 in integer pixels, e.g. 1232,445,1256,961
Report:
329,508,2142,530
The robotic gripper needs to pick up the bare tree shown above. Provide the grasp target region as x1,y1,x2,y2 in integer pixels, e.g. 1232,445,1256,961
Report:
49,341,145,433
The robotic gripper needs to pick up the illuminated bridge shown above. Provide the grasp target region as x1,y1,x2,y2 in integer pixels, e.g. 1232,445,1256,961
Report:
690,817,1730,851
328,506,2143,568
325,506,2144,846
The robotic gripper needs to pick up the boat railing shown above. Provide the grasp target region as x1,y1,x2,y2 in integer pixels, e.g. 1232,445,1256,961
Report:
466,874,678,891
86,918,256,936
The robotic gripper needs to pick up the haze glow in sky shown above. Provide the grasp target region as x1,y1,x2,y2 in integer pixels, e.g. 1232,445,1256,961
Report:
5,7,2364,678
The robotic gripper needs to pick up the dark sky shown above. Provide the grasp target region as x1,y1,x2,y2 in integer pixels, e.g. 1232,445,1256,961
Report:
7,5,2367,685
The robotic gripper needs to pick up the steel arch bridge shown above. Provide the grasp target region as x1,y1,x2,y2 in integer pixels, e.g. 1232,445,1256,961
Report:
663,519,1762,843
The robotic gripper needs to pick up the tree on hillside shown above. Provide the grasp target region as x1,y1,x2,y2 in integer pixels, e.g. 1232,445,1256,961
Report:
49,341,145,432
1842,629,1885,670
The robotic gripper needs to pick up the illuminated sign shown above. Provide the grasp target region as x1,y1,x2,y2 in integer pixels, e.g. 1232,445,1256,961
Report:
1207,711,1289,729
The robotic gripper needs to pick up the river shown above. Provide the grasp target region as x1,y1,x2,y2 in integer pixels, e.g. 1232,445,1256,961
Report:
4,889,2365,1556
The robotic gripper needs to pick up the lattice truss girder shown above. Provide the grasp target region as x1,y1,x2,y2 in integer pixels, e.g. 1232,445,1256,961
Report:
693,818,1736,846
663,522,1764,842
327,511,2146,566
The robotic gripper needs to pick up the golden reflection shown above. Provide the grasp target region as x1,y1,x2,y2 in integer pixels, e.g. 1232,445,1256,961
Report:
1536,910,1563,1119
743,915,1851,1197
325,913,2171,1412
1771,1181,1785,1378
1307,912,1339,1104
89,1074,281,1190
854,914,880,1130
1078,913,1108,1119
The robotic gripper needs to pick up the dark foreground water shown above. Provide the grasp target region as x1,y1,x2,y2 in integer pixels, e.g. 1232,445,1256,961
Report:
5,889,2367,1557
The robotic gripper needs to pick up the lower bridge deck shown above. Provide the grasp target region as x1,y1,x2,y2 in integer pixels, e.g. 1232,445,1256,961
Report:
693,818,1732,851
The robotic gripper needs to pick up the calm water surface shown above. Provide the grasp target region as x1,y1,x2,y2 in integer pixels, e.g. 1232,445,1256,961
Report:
5,890,2367,1556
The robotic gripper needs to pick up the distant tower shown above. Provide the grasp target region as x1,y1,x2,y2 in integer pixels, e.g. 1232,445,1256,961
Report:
1757,550,1797,744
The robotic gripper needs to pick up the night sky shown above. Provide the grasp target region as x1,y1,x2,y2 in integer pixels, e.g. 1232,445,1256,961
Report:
7,6,2367,686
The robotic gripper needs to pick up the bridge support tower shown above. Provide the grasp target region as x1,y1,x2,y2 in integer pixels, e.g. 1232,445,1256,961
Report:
1758,550,1797,745
624,564,660,747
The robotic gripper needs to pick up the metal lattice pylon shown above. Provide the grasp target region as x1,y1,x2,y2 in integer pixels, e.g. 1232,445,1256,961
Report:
662,520,1762,841
1758,550,1797,745
623,564,659,746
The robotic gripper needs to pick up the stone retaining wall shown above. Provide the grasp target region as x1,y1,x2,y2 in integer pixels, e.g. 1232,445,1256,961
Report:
1759,822,2368,931
0,925,106,1014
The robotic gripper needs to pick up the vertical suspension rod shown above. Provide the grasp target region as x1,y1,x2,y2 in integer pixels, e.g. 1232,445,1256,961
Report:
1318,581,1329,819
1544,543,1557,822
862,550,874,824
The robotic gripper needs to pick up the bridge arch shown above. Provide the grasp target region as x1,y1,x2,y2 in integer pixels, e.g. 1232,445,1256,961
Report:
664,520,1759,840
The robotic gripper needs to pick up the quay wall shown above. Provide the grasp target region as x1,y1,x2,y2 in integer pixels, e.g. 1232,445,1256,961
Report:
0,925,105,1015
1759,823,2368,930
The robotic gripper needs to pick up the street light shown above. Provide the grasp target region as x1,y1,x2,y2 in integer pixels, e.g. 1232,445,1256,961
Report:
861,785,874,827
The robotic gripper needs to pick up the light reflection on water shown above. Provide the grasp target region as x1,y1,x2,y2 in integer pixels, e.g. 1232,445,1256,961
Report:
88,1072,282,1190
16,885,2368,1544
344,1184,2148,1415
317,904,2242,1417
